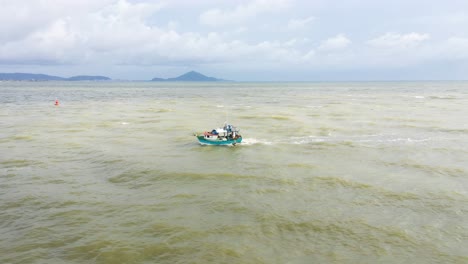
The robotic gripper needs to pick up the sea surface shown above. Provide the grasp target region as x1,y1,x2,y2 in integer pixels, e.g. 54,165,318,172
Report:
1,81,467,263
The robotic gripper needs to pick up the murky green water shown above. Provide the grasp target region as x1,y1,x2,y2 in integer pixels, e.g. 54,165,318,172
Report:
1,81,467,263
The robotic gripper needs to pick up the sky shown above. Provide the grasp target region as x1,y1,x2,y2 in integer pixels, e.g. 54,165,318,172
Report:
1,0,468,81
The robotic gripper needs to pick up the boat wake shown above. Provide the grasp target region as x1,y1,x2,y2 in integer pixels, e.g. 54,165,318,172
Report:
240,134,434,146
241,138,274,145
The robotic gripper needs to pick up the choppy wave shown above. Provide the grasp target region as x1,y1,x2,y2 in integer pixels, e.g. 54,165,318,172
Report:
1,81,468,263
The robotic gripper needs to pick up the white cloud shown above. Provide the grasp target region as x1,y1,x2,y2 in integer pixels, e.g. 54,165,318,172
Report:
98,0,160,19
0,0,309,67
0,0,116,42
0,18,81,64
0,0,166,64
199,0,291,27
284,39,298,47
167,21,179,30
302,49,316,61
287,16,315,30
318,34,351,51
367,32,430,49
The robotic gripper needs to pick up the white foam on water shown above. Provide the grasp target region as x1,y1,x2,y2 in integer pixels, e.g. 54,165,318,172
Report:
355,136,432,144
288,136,326,145
306,105,324,108
241,138,273,145
272,134,434,146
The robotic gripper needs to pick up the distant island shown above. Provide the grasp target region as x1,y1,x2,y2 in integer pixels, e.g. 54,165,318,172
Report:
0,71,228,82
0,73,111,81
151,71,226,82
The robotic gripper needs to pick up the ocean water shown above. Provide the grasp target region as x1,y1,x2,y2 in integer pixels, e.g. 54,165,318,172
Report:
0,81,467,263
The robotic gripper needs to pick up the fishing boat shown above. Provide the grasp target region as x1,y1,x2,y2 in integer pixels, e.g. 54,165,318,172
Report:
195,123,242,146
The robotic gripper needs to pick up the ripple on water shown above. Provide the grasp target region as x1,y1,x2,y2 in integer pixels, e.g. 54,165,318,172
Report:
108,170,259,186
238,114,292,121
0,159,43,168
0,135,34,143
1,82,468,263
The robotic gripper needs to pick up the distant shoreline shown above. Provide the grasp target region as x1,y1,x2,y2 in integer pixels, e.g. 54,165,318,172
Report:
0,71,229,82
1,72,467,83
1,79,468,83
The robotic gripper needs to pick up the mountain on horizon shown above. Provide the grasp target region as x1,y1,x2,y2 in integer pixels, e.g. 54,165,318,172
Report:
151,71,225,82
0,73,65,81
0,71,226,82
0,72,111,81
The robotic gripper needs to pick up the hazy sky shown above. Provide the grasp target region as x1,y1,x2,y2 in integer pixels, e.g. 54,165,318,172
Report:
1,0,468,81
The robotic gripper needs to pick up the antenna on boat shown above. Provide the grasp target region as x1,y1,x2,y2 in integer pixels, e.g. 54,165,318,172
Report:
224,98,229,123
225,106,229,123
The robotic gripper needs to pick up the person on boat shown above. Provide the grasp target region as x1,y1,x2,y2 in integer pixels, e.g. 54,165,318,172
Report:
223,123,232,132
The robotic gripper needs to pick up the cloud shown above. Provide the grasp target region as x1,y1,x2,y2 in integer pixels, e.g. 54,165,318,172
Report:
199,0,291,27
0,0,116,42
302,49,316,61
0,0,308,67
367,32,430,49
318,34,351,51
286,16,315,30
0,0,166,64
0,1,182,65
0,18,81,64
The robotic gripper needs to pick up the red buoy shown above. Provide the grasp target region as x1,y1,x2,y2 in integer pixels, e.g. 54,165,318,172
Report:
55,99,59,106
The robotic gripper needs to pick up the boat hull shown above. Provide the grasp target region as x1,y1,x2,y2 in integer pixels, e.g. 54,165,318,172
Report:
197,135,242,145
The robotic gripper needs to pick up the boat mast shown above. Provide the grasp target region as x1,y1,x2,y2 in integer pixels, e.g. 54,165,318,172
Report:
224,98,229,124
